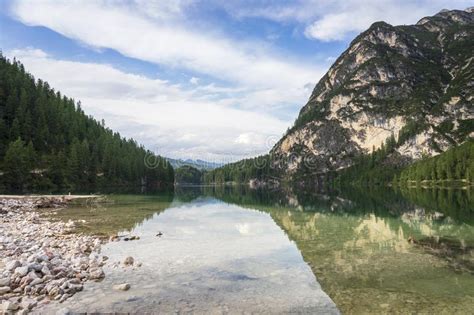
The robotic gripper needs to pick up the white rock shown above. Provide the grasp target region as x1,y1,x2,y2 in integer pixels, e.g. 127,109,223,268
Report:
89,268,105,280
27,271,41,280
68,284,83,293
56,307,72,315
30,278,43,286
14,266,29,277
6,260,21,271
1,300,19,311
0,277,10,286
113,283,131,291
0,286,11,294
20,298,37,310
41,265,51,275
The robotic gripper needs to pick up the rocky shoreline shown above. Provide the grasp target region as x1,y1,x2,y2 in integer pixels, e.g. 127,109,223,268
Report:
0,197,107,314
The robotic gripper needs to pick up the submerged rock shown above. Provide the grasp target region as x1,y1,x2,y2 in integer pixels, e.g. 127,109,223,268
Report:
113,283,131,291
123,256,134,266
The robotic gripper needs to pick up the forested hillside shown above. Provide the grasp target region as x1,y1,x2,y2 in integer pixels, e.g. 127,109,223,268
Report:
203,155,274,185
334,139,474,186
174,166,203,185
0,54,174,193
398,140,474,184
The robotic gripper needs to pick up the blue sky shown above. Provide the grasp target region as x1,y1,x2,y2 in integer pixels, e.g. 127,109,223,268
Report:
0,0,471,161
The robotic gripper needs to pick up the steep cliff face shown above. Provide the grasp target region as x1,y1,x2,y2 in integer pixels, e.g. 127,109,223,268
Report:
272,8,473,177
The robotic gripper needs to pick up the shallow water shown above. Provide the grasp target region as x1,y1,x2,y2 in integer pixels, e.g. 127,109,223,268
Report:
41,196,338,314
42,187,474,314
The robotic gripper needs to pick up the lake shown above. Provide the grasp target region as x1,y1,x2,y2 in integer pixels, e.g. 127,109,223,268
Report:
42,186,474,314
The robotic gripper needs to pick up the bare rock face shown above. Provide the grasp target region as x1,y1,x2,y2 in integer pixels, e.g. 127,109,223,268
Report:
271,8,473,178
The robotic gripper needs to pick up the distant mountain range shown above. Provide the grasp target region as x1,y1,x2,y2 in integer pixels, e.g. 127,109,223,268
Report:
167,158,224,170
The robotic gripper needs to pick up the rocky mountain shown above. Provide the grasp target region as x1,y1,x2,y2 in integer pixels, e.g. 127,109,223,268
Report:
271,8,473,178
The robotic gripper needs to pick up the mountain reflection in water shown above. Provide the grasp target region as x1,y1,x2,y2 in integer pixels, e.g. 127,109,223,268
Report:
48,186,474,314
199,185,474,314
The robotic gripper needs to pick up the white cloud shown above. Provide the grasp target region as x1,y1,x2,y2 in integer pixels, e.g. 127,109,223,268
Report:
220,0,473,41
132,0,196,21
7,48,288,161
235,223,251,235
7,0,336,161
9,0,321,91
302,1,430,41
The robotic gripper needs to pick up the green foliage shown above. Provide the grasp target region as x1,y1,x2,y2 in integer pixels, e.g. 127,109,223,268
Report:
175,166,203,185
2,138,34,191
334,133,403,186
397,120,426,146
335,139,474,187
203,154,276,184
0,54,174,193
398,140,474,184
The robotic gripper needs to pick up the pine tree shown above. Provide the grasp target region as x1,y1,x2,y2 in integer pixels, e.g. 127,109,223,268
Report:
3,138,33,191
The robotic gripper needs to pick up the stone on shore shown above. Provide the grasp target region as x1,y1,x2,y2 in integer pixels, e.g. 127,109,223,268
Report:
1,300,19,311
14,266,29,277
20,298,37,310
0,286,11,294
89,268,105,280
0,197,106,313
6,260,21,271
0,277,10,286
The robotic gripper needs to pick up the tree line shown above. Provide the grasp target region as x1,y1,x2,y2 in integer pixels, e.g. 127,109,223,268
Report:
397,139,474,184
0,53,174,193
203,155,275,184
205,130,473,188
